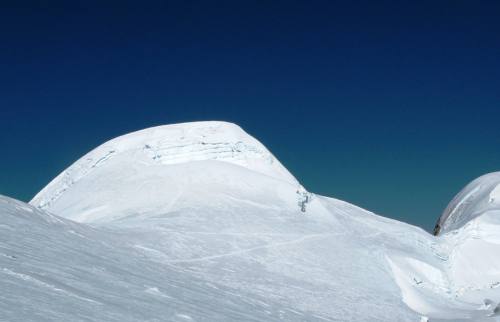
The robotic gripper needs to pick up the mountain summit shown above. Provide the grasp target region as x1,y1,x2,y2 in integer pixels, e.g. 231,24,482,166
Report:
0,122,499,321
31,121,300,223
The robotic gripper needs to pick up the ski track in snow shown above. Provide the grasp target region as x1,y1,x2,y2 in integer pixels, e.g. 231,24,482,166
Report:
162,233,337,264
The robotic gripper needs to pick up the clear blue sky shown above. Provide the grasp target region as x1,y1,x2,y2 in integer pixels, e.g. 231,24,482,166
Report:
1,1,499,231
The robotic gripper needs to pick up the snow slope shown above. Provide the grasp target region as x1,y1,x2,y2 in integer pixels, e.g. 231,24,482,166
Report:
434,172,500,235
2,121,500,321
0,195,323,322
31,121,298,223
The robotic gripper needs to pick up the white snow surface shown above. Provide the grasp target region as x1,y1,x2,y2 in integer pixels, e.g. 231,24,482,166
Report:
1,121,499,321
31,121,297,223
435,172,500,235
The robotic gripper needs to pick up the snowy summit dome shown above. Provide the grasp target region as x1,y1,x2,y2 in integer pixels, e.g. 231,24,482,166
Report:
434,172,500,235
30,121,299,222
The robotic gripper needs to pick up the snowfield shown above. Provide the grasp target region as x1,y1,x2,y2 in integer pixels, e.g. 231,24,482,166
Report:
2,121,500,321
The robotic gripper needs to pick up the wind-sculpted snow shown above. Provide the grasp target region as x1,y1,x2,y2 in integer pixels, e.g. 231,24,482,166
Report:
0,196,332,322
434,172,500,235
2,121,499,321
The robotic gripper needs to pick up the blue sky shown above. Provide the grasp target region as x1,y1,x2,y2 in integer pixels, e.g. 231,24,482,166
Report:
1,1,500,231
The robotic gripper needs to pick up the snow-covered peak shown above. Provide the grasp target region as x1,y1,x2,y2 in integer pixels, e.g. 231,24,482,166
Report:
30,121,300,222
434,172,500,235
10,122,500,321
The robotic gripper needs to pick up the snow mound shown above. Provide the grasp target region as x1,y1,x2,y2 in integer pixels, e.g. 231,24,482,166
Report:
30,121,300,223
434,172,500,235
386,173,500,321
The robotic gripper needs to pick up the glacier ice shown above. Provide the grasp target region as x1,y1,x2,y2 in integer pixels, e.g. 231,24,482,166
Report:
1,121,499,321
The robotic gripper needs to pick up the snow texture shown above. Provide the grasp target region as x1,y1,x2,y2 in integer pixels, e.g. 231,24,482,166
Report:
435,172,500,235
0,121,499,321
